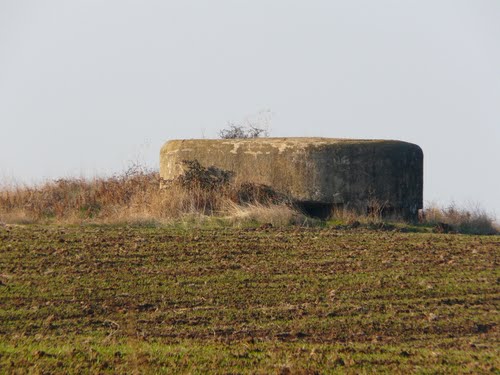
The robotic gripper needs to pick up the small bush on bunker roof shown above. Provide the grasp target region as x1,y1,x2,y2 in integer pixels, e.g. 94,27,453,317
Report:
219,123,268,139
218,110,272,139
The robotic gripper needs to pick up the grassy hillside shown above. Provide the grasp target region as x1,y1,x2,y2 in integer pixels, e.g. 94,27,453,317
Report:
1,224,498,373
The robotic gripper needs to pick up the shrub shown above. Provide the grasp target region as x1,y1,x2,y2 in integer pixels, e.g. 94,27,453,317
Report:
175,160,234,190
218,110,272,139
219,123,268,139
231,182,290,205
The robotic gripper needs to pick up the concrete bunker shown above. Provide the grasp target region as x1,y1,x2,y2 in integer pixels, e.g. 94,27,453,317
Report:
160,138,423,220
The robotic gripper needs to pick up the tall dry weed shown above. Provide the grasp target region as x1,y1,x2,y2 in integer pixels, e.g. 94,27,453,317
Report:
423,202,498,235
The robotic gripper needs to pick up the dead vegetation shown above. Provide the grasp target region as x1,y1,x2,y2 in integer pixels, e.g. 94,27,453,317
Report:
0,162,295,227
225,201,308,227
327,201,498,235
218,109,271,139
0,163,497,234
422,202,498,235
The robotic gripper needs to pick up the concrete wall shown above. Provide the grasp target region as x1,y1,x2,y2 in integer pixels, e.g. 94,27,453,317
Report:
160,138,423,219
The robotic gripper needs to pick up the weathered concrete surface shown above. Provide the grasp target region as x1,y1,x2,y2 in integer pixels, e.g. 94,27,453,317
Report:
160,138,423,219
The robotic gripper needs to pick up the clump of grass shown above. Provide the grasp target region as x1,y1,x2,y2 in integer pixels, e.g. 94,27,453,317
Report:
224,201,309,227
327,198,393,228
423,202,498,235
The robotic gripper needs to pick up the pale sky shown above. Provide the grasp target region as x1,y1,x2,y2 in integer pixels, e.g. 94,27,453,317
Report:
0,0,499,218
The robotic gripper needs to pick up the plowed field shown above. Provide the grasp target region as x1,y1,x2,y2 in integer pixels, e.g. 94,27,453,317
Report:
1,225,498,373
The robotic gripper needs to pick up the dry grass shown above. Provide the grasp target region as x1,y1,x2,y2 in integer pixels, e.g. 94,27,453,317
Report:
326,201,498,235
329,206,384,225
0,166,301,226
224,201,309,227
1,167,497,235
0,172,165,224
327,197,398,228
0,169,166,224
423,202,498,235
